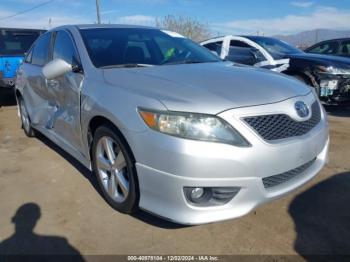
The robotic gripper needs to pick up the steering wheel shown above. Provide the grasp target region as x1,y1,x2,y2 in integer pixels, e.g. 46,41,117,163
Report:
160,48,191,65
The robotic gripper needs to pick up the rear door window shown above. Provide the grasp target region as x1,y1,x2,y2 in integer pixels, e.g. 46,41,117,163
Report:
31,33,51,66
230,40,251,48
24,47,33,63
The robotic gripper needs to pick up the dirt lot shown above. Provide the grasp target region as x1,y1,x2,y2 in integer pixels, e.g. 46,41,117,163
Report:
0,91,349,259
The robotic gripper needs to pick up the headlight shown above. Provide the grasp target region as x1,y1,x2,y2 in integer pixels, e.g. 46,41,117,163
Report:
138,109,250,147
317,66,350,75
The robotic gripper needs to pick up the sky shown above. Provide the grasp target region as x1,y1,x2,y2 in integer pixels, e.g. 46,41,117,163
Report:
0,0,349,36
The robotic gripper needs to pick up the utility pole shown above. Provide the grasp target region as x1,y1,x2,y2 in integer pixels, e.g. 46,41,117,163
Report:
96,0,101,24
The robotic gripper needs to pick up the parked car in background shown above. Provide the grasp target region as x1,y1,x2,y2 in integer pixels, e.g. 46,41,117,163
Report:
15,25,328,225
305,38,350,58
0,28,45,89
201,36,350,105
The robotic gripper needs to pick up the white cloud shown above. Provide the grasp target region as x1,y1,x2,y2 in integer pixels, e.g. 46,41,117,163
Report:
212,7,350,35
115,15,156,26
290,1,314,8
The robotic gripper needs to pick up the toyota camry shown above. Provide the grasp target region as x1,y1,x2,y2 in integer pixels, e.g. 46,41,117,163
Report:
15,25,329,225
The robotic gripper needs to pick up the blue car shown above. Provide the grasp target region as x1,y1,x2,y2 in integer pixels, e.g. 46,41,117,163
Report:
0,28,45,89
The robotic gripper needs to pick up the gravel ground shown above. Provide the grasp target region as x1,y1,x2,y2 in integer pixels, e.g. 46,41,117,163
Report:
0,92,349,260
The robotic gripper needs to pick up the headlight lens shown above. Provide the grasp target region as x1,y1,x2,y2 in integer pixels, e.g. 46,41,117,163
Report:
317,66,350,75
139,109,250,147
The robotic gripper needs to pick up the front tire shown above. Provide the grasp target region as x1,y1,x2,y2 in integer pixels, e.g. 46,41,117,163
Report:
91,125,139,214
18,97,36,137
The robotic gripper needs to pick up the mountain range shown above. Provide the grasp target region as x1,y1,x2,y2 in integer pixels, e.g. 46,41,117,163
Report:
274,29,350,49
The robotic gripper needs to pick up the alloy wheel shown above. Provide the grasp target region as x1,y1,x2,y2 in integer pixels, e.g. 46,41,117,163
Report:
96,136,130,203
19,100,31,133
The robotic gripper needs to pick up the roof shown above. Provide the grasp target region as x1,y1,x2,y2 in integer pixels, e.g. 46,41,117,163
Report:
76,24,157,30
239,35,272,39
45,24,158,33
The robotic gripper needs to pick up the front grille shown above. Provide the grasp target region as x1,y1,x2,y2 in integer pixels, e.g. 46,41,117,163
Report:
262,158,316,189
244,101,321,141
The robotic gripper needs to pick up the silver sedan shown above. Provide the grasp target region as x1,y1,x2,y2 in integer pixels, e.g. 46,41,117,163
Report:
15,25,329,225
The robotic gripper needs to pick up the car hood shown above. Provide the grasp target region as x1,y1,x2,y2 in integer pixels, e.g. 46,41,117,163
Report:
286,52,350,69
103,62,311,115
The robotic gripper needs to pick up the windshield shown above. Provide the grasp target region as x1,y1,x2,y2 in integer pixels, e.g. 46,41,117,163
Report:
246,36,303,59
0,30,42,56
79,28,221,68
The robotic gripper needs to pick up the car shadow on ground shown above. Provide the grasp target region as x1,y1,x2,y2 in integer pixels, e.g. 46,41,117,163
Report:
0,89,16,107
0,203,85,261
36,134,186,229
324,105,350,117
289,171,350,259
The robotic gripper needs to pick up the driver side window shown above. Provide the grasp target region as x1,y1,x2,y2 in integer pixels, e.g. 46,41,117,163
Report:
308,41,340,55
53,30,80,67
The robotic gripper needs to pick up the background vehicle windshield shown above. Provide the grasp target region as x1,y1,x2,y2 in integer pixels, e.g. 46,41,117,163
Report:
246,36,303,59
0,30,41,56
79,28,221,68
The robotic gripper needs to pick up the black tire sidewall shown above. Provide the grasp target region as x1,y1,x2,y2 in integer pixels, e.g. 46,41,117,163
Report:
18,98,35,137
92,125,139,214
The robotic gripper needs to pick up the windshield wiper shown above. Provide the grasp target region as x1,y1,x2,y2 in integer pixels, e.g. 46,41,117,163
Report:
161,59,220,65
100,63,154,69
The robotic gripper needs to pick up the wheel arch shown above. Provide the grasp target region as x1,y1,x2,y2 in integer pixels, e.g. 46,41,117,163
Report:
87,115,136,163
88,115,140,209
15,89,22,99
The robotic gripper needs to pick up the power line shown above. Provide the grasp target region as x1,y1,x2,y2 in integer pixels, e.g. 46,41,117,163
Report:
0,0,54,21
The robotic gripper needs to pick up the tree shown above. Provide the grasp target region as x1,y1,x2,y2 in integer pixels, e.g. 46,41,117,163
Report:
156,15,212,42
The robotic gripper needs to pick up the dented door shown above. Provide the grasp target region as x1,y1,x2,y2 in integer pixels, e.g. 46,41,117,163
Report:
47,71,84,153
47,30,84,153
20,32,55,128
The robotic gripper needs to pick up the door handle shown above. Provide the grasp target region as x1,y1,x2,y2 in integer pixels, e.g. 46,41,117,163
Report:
45,78,59,88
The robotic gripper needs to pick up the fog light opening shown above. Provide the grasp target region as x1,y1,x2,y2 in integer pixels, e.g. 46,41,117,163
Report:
184,187,240,207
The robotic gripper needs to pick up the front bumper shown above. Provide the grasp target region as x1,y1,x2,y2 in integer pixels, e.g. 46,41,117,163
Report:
0,77,16,88
316,74,350,104
127,93,329,225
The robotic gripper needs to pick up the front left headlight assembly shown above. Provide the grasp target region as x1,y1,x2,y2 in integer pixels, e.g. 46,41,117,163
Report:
317,66,350,75
138,108,250,147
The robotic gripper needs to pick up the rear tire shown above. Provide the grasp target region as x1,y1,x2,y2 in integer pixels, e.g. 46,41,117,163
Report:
91,125,139,214
18,97,36,137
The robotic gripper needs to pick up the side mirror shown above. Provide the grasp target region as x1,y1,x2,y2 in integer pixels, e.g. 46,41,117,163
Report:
42,58,72,80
